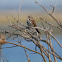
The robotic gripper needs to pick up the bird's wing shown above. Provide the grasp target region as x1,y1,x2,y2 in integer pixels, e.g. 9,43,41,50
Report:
31,19,37,27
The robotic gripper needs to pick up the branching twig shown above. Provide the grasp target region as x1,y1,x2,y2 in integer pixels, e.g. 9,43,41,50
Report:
35,1,62,28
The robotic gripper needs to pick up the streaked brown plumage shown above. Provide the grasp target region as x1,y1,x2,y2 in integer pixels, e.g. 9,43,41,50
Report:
27,16,41,34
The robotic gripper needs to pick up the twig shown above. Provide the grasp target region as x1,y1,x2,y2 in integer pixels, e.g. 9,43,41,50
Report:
24,49,30,62
48,32,62,47
35,1,61,27
1,52,9,62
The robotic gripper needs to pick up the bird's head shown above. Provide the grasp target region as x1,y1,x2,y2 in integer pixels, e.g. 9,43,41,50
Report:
27,16,33,21
28,16,33,19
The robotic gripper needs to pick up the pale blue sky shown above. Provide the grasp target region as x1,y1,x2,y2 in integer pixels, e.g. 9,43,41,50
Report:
0,0,62,10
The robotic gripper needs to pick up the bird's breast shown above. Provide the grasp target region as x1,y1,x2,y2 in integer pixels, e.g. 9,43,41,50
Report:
27,19,33,27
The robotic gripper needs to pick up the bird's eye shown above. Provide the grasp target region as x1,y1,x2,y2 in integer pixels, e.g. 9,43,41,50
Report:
29,19,30,20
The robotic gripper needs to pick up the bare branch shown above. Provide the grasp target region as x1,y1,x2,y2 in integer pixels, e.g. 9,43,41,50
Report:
50,5,55,15
35,1,61,28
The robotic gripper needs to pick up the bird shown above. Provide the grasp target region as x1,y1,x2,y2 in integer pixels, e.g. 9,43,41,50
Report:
27,16,41,34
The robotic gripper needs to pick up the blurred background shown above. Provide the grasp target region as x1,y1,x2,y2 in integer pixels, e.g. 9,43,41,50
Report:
0,0,62,26
0,0,62,11
0,0,62,23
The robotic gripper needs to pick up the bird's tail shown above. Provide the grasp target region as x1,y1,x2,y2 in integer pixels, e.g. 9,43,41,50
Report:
36,28,41,34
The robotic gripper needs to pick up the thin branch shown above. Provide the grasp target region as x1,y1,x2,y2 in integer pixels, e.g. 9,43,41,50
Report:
50,5,55,15
48,32,62,47
1,52,9,62
35,1,61,27
48,34,57,62
24,49,30,62
45,21,62,31
5,41,42,55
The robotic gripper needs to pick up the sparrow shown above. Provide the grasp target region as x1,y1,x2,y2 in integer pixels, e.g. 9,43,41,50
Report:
27,16,41,34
